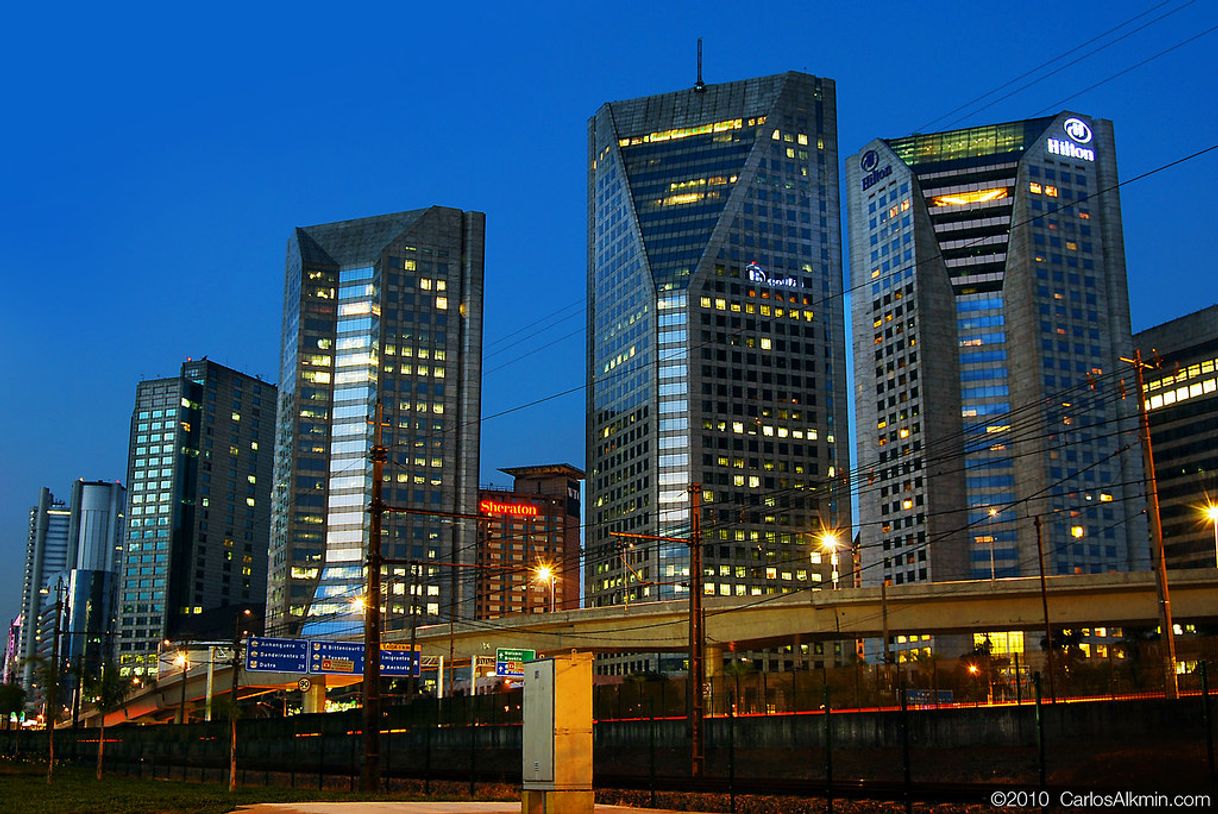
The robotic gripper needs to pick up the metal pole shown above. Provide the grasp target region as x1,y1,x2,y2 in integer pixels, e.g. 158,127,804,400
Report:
47,578,65,785
649,697,657,808
229,609,250,792
688,483,705,778
898,670,911,814
178,653,188,725
1202,661,1215,786
1034,516,1057,703
205,647,215,722
362,402,386,791
1034,672,1046,788
1125,350,1179,698
824,682,833,814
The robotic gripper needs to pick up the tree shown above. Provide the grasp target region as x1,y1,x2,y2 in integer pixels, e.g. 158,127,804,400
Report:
0,682,26,729
83,662,130,780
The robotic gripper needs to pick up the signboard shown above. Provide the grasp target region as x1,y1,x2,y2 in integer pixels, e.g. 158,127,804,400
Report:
904,688,954,706
380,643,422,677
496,647,537,678
244,637,308,673
310,640,365,675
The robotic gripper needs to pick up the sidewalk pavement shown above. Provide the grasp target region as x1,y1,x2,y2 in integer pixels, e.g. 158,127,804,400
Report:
236,804,697,814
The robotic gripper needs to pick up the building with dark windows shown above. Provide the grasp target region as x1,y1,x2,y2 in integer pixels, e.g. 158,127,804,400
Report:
266,207,484,639
587,72,851,675
115,360,276,678
475,464,583,619
18,487,70,691
847,113,1146,606
1135,305,1218,568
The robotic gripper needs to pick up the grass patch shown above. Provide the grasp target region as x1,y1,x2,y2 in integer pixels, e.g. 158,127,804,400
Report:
0,761,514,814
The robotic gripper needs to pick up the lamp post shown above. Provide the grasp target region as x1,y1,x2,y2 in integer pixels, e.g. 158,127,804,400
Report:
175,650,189,725
820,532,841,590
228,608,253,793
987,508,999,581
533,563,556,613
1206,505,1218,569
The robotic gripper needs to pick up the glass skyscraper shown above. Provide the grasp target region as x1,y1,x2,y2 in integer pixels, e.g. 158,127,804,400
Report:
847,113,1146,595
586,72,851,672
266,207,484,639
116,359,276,677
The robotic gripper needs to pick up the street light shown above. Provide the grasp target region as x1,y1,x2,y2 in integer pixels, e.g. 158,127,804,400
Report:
533,563,556,613
987,508,999,581
820,532,842,590
175,650,189,725
1205,505,1218,568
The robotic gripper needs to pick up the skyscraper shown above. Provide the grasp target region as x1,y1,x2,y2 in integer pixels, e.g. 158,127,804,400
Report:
62,480,125,682
847,113,1145,594
586,72,851,672
18,487,70,691
115,359,276,678
1134,305,1218,568
266,207,484,638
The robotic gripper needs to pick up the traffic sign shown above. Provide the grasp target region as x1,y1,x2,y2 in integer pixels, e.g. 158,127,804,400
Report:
309,640,364,675
380,643,421,677
245,637,308,673
495,647,536,678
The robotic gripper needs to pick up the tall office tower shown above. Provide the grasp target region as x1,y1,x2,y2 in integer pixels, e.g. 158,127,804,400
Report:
61,480,125,680
2,617,19,685
116,359,276,678
266,207,484,638
19,487,70,690
475,464,583,619
1134,305,1218,568
848,113,1145,593
586,72,851,665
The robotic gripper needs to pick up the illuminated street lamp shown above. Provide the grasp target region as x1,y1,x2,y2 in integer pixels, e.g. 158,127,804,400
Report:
533,563,556,613
175,650,189,725
820,532,842,590
1205,505,1218,568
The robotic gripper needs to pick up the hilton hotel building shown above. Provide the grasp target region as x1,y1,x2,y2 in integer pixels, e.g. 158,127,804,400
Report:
847,113,1146,608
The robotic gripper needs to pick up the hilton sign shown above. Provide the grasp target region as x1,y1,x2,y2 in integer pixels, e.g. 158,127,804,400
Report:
859,149,892,191
1046,117,1095,162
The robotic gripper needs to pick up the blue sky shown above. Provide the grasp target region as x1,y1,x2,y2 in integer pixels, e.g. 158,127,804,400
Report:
2,1,1216,622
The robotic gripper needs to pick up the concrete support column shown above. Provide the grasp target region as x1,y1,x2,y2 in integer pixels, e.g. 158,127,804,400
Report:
302,677,326,714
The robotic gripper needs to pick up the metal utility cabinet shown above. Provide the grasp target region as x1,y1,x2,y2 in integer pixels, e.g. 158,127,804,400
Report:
521,652,594,814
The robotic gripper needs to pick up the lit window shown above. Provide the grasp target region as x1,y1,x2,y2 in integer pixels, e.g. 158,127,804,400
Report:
1029,182,1042,194
931,188,1010,207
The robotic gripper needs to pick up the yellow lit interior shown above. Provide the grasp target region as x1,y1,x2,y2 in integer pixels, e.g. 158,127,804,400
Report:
931,187,1010,207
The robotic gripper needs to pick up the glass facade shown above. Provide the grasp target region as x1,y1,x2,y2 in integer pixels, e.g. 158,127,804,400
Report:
267,207,484,638
588,72,851,673
849,112,1145,598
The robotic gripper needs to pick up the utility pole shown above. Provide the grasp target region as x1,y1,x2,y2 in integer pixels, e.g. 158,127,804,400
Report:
688,483,704,779
362,402,387,792
1122,350,1179,699
408,561,421,701
46,578,65,784
1034,516,1056,703
231,606,253,789
608,481,704,778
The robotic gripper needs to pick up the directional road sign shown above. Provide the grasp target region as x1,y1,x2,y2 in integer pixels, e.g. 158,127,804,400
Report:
495,647,536,678
309,640,364,675
245,637,309,673
380,643,421,677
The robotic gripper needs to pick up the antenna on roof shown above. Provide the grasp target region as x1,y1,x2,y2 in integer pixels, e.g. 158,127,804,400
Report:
694,37,706,93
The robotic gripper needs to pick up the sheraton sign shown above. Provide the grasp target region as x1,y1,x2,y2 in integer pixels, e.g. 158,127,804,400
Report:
479,498,540,518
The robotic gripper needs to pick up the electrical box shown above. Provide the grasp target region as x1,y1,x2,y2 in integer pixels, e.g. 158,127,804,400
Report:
521,652,593,814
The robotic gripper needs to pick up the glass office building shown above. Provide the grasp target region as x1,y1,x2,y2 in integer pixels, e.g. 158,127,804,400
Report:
587,72,851,673
116,359,276,677
847,113,1146,594
266,207,484,639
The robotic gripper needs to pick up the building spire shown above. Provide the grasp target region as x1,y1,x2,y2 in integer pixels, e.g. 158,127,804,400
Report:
694,38,706,92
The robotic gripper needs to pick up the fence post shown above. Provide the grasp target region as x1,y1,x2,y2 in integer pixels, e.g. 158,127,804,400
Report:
349,724,356,791
1034,672,1046,789
899,670,912,814
317,728,325,790
824,682,833,814
1201,661,1215,786
424,701,433,795
729,699,736,814
290,717,297,789
468,697,476,797
649,697,657,808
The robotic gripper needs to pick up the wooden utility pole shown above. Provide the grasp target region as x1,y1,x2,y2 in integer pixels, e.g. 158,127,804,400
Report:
362,402,387,792
1034,516,1056,703
228,608,251,792
46,578,65,784
609,481,705,777
1122,350,1178,699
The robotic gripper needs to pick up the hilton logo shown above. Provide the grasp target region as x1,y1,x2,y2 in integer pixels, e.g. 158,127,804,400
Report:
747,261,798,288
1047,117,1095,162
860,148,892,191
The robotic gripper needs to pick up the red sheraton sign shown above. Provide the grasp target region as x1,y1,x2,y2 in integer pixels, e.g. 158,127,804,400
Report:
479,498,539,518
